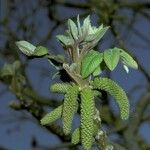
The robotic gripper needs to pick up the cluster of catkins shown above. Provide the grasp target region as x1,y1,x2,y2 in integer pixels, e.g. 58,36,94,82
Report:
41,78,129,150
16,15,138,150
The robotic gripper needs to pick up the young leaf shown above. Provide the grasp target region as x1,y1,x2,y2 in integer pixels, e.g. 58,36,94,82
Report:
56,35,73,46
85,26,109,42
81,50,103,78
118,48,138,69
90,27,109,49
82,15,90,39
104,48,120,71
33,46,48,56
15,41,36,56
68,19,78,40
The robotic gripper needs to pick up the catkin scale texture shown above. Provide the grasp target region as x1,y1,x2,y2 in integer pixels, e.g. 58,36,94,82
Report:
40,105,62,125
80,87,95,150
72,128,80,144
50,83,71,93
92,77,129,120
62,85,79,135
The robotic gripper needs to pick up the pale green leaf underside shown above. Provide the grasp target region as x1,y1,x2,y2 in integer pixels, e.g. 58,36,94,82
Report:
68,19,78,39
16,41,36,56
82,15,90,38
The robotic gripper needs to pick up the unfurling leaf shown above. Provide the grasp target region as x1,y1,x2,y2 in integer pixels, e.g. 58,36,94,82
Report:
80,87,94,150
68,19,78,40
104,48,120,71
16,41,36,56
85,26,108,43
90,27,109,49
40,105,62,125
81,50,103,78
82,15,90,39
91,77,129,120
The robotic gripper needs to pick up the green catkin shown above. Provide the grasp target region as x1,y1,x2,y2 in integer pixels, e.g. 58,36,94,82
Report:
93,90,102,97
40,105,62,125
91,77,129,120
62,85,79,135
80,87,95,150
50,83,71,93
71,119,99,145
71,128,80,144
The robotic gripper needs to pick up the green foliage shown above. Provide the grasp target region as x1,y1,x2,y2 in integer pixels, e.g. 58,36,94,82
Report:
80,87,95,150
91,77,129,120
119,48,138,70
62,85,79,135
16,41,48,57
56,35,74,46
40,105,62,125
82,15,91,39
81,50,103,78
15,41,36,56
104,48,120,71
15,15,138,150
68,19,78,40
